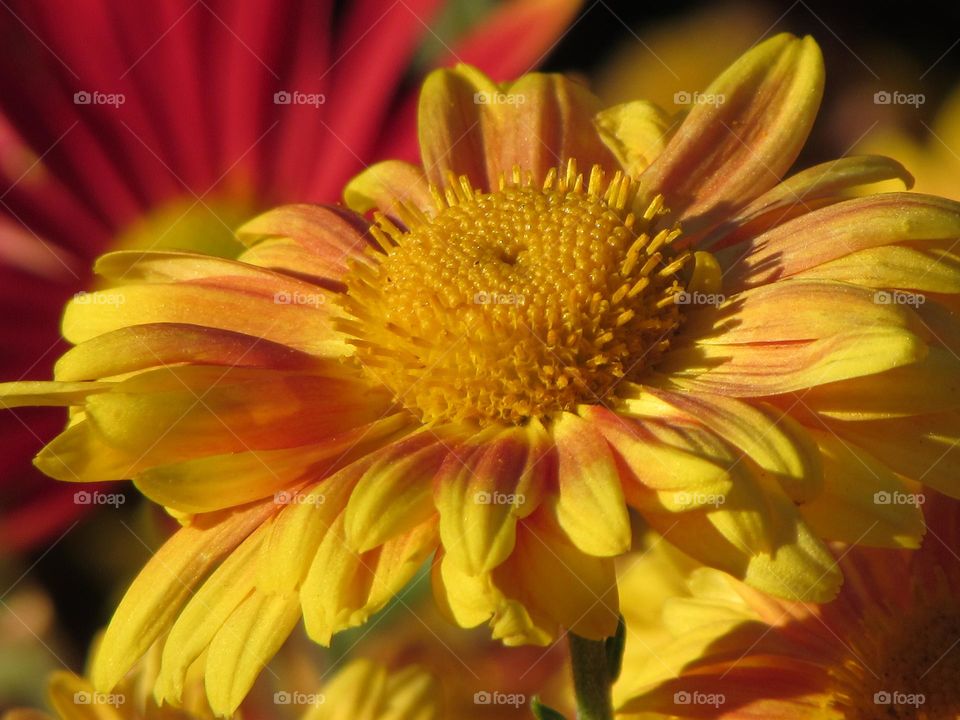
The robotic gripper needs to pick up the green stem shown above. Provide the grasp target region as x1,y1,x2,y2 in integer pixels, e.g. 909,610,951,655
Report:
568,632,614,720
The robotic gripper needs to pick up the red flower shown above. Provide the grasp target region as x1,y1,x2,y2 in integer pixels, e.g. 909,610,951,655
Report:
0,0,580,552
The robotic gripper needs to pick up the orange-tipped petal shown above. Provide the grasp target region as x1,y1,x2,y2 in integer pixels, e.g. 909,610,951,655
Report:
639,33,824,232
552,411,631,557
435,422,552,575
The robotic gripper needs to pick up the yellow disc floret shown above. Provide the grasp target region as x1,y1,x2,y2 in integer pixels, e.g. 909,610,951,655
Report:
342,161,690,426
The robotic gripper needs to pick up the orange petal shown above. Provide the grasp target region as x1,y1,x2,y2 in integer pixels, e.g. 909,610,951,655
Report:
720,193,960,292
54,323,320,382
701,154,913,250
639,34,824,232
235,204,373,281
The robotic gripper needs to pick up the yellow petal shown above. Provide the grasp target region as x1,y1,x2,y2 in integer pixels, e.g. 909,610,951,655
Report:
632,389,823,502
0,381,110,408
92,501,276,692
344,161,433,216
493,509,620,640
344,432,450,553
62,283,346,357
583,405,734,505
435,422,551,575
552,411,631,557
645,497,840,603
639,34,824,232
48,671,122,720
820,411,960,498
35,419,142,482
799,346,960,419
301,514,438,645
595,100,672,176
204,589,301,716
795,242,960,293
155,523,266,705
798,431,925,548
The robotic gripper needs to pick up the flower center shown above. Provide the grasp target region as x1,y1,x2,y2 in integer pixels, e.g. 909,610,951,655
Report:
844,596,960,719
342,162,690,427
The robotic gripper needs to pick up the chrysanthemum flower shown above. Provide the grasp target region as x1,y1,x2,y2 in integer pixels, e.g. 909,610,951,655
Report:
4,31,960,713
0,0,579,551
613,494,960,719
3,656,440,720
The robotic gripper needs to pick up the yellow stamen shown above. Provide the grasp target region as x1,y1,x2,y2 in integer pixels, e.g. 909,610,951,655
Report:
341,161,691,426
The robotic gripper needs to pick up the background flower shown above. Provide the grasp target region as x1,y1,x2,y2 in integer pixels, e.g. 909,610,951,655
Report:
0,0,580,553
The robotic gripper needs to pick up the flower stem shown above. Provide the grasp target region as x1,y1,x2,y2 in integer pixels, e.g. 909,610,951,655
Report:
567,632,614,720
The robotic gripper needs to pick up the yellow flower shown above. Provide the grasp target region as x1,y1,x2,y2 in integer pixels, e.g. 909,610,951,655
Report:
613,494,960,719
4,31,960,714
3,657,440,720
